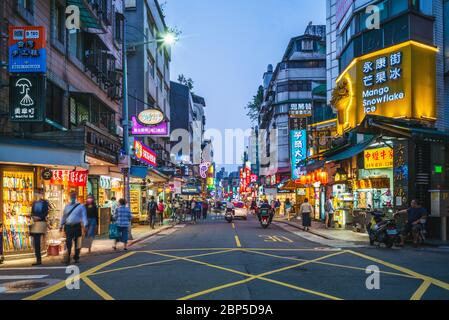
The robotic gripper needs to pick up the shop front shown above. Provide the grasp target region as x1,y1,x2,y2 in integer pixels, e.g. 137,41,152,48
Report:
0,137,87,257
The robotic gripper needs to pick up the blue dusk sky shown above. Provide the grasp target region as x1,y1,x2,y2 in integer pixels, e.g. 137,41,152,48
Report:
165,0,326,171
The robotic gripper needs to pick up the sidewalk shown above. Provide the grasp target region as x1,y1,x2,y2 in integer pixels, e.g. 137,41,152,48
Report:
0,222,174,267
274,216,369,243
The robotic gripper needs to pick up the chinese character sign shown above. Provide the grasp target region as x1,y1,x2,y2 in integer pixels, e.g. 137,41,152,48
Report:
9,74,46,122
131,116,169,137
8,26,46,73
50,170,88,187
333,42,437,136
134,140,157,167
290,130,307,180
364,147,394,169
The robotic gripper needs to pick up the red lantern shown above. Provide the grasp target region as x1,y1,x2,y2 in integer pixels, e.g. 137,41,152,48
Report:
319,172,329,185
300,175,307,185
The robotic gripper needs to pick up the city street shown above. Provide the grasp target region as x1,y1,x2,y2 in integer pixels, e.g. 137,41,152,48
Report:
1,214,449,300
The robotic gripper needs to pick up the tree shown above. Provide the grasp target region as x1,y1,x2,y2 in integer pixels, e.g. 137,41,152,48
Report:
178,74,194,92
245,85,264,124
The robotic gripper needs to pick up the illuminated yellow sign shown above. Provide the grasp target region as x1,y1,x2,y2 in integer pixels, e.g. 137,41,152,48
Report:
332,41,437,135
364,147,393,169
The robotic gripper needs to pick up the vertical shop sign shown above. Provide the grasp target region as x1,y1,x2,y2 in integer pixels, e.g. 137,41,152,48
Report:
393,141,409,208
8,26,47,73
9,73,46,122
290,130,307,180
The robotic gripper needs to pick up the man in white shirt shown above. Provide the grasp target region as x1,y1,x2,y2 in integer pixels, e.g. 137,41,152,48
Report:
60,191,88,265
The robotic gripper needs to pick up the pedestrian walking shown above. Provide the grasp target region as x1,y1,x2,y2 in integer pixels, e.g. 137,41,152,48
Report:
113,199,132,251
285,199,292,221
148,196,157,229
60,191,88,265
202,200,209,220
325,196,335,229
84,195,98,253
108,197,119,221
299,198,314,231
30,190,49,266
191,200,197,223
157,199,165,226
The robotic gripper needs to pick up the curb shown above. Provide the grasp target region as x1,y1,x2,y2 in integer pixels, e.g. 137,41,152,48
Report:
128,225,173,247
274,219,367,244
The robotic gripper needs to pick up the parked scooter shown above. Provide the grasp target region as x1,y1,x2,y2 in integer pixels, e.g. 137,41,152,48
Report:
367,211,400,248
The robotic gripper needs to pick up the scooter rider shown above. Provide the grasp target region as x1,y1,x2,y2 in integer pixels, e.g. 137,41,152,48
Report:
394,199,427,247
258,200,273,223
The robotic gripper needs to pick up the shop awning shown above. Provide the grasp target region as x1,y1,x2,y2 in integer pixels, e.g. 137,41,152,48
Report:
67,0,102,30
130,166,147,179
0,137,87,168
326,136,377,162
357,115,449,142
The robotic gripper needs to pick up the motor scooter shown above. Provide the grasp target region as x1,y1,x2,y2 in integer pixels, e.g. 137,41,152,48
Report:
367,211,400,248
259,208,271,229
225,208,234,223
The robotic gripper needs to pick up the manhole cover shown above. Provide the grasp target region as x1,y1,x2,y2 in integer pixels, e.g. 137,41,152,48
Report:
0,279,60,294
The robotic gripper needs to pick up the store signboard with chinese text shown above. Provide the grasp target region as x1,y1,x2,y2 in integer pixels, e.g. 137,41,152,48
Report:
131,116,169,137
288,102,312,117
8,26,46,73
333,42,437,135
50,170,88,187
9,74,46,122
290,130,307,180
364,147,394,169
134,140,157,167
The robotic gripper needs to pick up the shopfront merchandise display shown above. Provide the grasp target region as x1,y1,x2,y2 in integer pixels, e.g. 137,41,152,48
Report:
2,171,34,252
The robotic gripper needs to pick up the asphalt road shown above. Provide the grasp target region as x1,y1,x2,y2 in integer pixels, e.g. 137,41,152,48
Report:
1,212,449,300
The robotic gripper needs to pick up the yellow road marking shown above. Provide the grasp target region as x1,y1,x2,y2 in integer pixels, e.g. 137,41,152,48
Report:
348,250,449,292
140,247,340,252
178,278,255,300
149,250,251,277
91,249,236,276
232,223,235,229
259,277,342,300
173,250,346,300
83,276,114,300
23,251,135,300
244,249,417,279
259,235,293,243
411,281,432,300
235,235,242,248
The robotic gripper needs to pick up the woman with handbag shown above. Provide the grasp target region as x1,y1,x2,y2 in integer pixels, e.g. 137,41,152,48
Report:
299,198,314,232
30,190,49,266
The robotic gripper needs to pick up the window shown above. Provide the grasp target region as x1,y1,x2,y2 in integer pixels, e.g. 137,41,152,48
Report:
280,60,326,69
125,0,136,9
147,51,155,78
114,12,124,43
68,30,84,61
412,0,433,15
444,0,449,73
301,40,314,51
52,1,65,44
18,0,33,13
277,81,312,93
391,0,408,16
46,82,64,125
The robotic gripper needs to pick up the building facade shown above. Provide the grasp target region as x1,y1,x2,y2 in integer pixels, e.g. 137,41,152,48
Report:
258,23,333,195
0,0,126,256
125,0,171,167
321,0,449,239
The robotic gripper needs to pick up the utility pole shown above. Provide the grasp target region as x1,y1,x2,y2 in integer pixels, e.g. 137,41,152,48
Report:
122,19,131,206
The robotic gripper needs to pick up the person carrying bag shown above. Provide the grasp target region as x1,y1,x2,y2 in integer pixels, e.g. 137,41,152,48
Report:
30,190,49,266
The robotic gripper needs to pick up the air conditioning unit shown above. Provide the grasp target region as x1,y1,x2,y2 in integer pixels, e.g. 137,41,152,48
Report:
116,125,123,137
127,45,136,54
